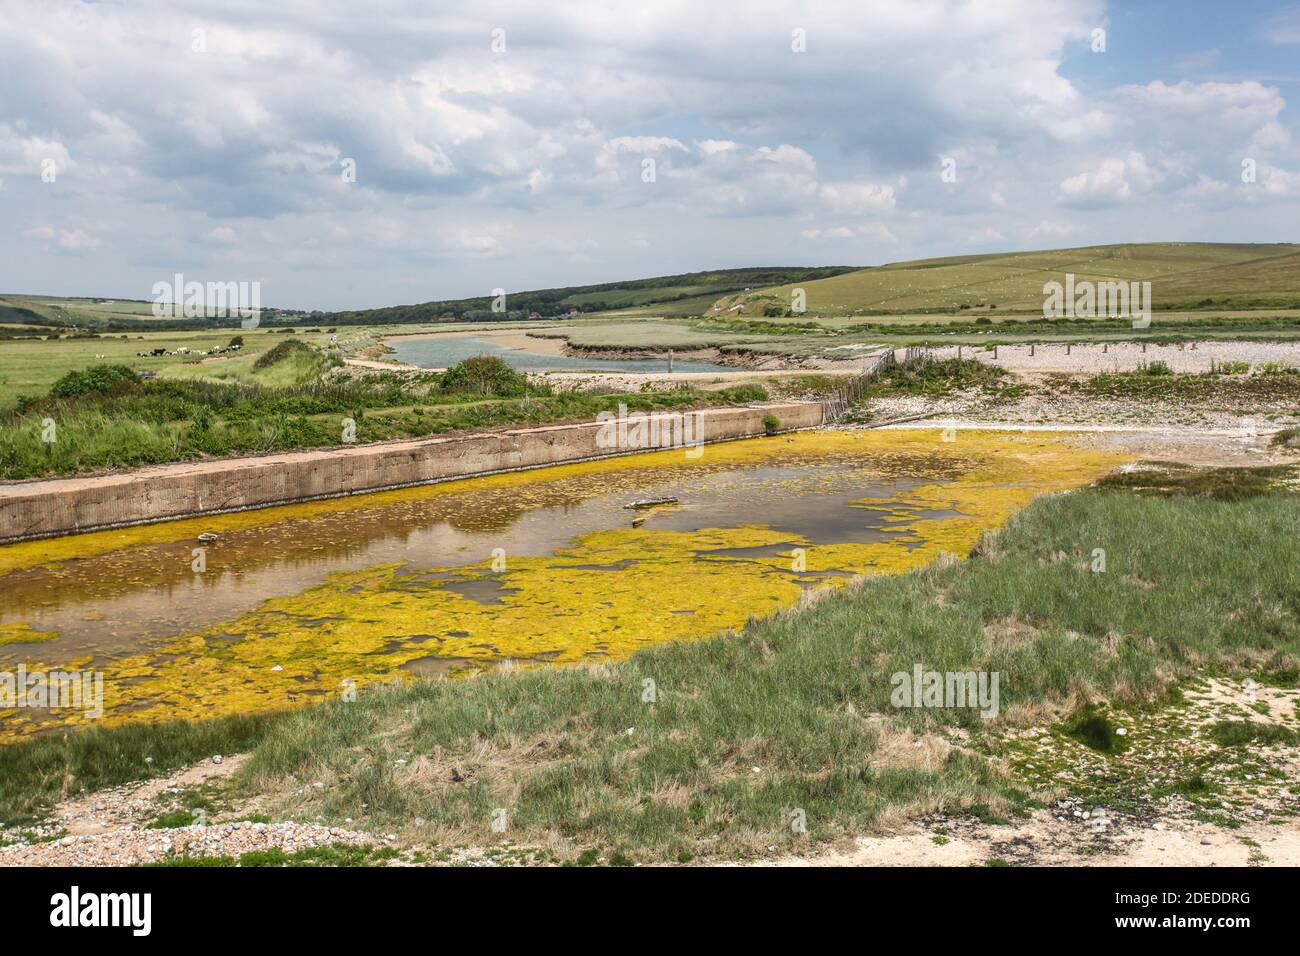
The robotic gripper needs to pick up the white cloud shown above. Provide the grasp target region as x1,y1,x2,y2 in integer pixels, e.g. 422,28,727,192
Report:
0,0,1295,307
1029,219,1078,240
802,223,896,242
819,181,897,215
24,225,102,252
1059,152,1161,208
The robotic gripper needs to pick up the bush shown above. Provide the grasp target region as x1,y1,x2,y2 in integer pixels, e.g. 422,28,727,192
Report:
1138,360,1173,376
48,364,139,398
868,358,1006,397
253,338,316,370
438,355,530,397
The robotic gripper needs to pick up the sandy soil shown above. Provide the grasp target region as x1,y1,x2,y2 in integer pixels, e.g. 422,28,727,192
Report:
381,326,578,357
757,816,1300,867
343,357,426,372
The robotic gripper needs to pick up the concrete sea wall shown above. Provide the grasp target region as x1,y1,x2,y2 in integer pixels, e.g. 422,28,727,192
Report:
0,402,825,542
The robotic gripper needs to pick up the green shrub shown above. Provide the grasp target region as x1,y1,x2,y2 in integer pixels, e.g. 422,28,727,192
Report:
438,355,530,397
253,338,316,370
867,358,1006,397
48,364,139,398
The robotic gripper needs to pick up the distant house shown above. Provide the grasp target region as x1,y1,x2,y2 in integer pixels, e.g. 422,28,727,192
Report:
566,308,580,316
528,311,542,319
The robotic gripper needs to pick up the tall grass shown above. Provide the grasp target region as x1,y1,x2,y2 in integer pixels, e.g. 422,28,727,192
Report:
233,469,1300,859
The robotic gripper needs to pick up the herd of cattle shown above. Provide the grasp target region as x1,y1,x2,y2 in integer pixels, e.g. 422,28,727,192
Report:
135,344,242,357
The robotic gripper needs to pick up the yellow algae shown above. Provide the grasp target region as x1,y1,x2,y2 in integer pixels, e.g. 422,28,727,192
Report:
0,429,1129,740
0,430,870,575
0,623,58,646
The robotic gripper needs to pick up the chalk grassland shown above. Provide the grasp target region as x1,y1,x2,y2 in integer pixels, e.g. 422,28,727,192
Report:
1,464,1297,862
0,294,160,327
712,243,1300,316
0,293,296,328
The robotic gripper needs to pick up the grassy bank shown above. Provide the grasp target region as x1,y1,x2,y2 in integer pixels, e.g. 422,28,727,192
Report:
3,462,1296,861
0,353,770,480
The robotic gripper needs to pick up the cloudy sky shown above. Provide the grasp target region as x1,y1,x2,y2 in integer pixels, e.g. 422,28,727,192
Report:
2,0,1299,310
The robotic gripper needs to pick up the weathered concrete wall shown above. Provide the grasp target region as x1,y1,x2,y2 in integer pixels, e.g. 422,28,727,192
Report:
0,402,825,542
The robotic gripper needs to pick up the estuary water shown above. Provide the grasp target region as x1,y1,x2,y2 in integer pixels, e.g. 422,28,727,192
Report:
386,333,734,373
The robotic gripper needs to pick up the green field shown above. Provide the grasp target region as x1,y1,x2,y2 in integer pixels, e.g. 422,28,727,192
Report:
0,328,350,412
710,243,1300,316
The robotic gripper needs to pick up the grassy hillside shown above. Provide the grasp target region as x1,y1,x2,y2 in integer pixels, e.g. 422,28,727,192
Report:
0,294,316,332
711,243,1300,316
328,266,858,326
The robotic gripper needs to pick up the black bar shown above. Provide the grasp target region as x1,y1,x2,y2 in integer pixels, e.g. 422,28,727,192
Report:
0,865,1283,942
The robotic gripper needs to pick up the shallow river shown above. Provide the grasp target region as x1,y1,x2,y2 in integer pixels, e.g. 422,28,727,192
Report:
387,333,733,373
0,429,1125,739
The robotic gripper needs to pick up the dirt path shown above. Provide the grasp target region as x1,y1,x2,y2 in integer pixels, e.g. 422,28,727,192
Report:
343,357,425,372
758,815,1300,867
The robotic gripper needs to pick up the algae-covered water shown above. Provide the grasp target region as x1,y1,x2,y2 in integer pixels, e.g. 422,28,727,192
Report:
0,429,1126,739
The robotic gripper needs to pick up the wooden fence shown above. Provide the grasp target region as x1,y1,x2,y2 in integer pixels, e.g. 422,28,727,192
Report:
821,346,932,423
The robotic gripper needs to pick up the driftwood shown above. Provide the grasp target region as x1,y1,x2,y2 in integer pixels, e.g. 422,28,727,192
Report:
624,496,679,510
